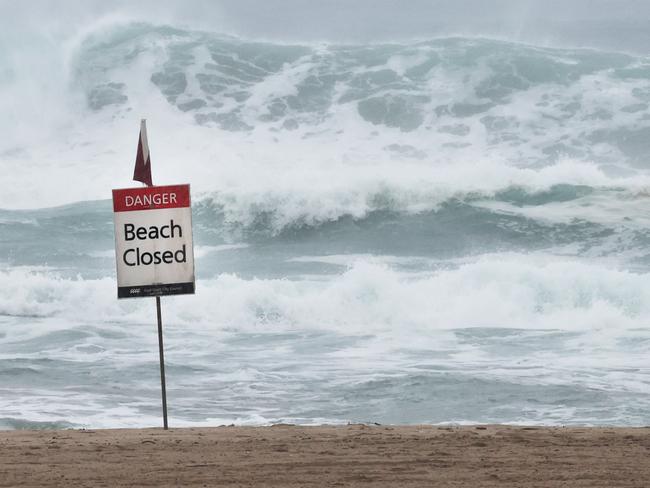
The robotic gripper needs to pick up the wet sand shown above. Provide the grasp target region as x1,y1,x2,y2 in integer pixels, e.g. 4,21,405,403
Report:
1,424,649,487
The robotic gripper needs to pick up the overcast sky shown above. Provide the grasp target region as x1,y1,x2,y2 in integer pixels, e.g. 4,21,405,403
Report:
2,0,650,51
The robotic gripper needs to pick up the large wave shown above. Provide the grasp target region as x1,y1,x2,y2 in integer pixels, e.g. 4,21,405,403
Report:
1,22,649,210
76,24,650,163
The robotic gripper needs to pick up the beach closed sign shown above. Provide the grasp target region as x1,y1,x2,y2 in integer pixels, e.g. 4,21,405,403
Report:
112,184,195,298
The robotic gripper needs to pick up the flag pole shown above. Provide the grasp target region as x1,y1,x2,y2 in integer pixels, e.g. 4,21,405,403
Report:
134,118,168,430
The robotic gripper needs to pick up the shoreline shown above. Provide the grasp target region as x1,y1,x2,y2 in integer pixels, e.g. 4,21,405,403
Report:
2,424,649,487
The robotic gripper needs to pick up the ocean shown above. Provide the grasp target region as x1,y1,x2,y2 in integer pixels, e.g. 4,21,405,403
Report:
1,11,650,429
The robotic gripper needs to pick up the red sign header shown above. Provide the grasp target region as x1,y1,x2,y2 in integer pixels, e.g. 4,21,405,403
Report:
113,184,191,212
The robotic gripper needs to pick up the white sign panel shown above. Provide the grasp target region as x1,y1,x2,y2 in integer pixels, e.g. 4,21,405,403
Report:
112,184,195,298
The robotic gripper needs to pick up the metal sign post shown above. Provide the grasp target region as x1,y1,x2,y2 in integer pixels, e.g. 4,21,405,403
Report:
156,296,168,429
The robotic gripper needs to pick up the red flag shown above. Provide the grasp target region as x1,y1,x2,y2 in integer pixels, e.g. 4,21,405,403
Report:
133,119,153,187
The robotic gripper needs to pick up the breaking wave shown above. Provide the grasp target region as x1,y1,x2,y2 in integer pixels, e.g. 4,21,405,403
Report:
2,256,649,334
1,22,649,209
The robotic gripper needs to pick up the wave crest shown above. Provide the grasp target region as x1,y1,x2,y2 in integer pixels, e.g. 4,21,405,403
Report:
2,256,648,334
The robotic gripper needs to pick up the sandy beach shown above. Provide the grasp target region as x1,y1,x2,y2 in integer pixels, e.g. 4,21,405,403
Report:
1,424,649,487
